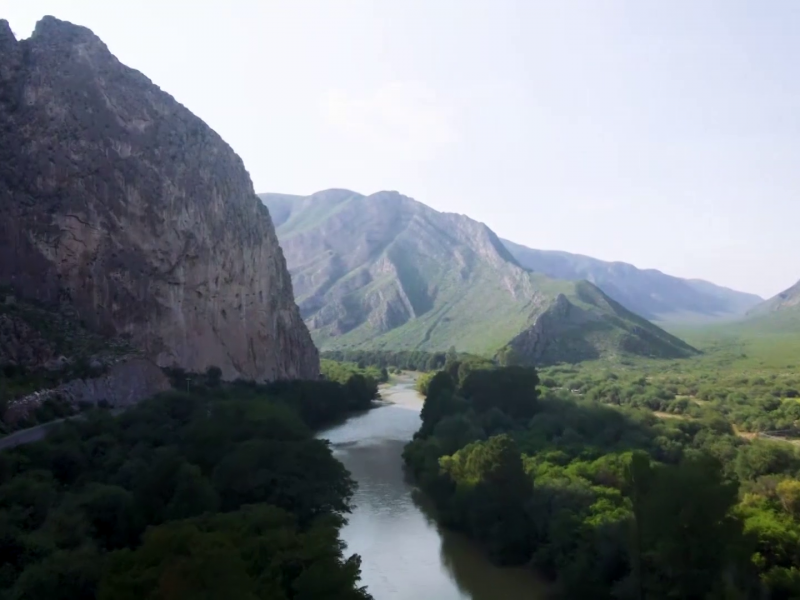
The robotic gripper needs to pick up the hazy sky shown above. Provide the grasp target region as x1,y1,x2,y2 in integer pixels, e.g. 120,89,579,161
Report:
6,1,800,297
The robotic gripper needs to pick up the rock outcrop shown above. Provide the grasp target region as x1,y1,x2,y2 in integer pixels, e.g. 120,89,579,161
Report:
0,17,318,381
4,358,171,425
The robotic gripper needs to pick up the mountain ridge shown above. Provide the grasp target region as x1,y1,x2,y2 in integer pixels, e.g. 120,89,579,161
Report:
260,190,697,364
501,239,762,324
743,279,800,333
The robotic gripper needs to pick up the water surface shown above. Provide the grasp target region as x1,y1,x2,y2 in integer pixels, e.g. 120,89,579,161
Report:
318,375,548,600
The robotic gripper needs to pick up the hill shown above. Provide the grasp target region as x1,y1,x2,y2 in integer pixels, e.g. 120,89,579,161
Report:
726,278,800,339
260,190,697,364
747,279,800,319
501,240,762,325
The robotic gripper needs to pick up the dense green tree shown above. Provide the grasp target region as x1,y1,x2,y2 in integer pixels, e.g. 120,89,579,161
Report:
776,479,800,518
98,506,370,600
440,434,533,563
0,471,58,530
0,381,371,599
404,363,800,598
72,484,140,550
99,521,259,600
459,366,539,420
418,372,459,437
9,546,103,600
629,454,750,599
204,366,223,388
164,463,219,521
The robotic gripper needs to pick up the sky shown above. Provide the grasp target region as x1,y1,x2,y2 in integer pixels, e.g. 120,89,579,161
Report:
5,1,800,298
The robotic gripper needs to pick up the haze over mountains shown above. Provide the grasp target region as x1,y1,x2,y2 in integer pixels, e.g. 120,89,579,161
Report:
260,190,697,364
502,241,763,324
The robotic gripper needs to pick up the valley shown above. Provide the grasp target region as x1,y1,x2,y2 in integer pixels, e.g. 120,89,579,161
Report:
1,11,800,600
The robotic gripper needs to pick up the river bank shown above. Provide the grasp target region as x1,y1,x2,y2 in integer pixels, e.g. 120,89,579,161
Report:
317,373,548,600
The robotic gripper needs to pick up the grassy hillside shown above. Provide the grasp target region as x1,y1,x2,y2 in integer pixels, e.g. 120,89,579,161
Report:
746,278,800,319
667,318,800,372
260,190,696,365
653,279,800,373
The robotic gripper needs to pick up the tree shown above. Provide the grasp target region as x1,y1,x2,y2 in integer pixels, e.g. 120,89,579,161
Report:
496,345,522,367
98,521,258,600
205,366,223,388
631,454,750,599
10,546,103,600
440,434,533,563
99,506,371,600
165,463,219,521
459,366,540,421
72,484,140,550
445,346,458,366
419,372,458,437
777,479,800,518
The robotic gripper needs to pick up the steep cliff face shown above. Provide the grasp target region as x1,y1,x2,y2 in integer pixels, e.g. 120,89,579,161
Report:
0,17,318,381
261,190,697,363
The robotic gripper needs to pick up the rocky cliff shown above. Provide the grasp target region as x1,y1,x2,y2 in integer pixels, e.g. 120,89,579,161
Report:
0,17,318,381
5,358,171,426
261,190,697,363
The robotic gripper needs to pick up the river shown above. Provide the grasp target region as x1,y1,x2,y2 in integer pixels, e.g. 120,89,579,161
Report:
317,374,548,600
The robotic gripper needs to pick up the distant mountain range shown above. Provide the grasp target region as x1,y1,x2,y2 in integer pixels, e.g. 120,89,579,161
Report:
501,241,763,325
260,190,697,364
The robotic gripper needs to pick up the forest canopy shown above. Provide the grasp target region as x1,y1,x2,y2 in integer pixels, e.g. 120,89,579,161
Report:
0,378,376,599
404,359,800,599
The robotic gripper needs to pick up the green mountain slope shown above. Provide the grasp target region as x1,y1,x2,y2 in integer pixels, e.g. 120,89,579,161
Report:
260,190,697,364
502,240,762,325
742,279,800,332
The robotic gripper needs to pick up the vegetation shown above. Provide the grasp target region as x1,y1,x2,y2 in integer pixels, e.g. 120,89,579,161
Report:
404,358,800,599
0,363,112,437
0,357,381,439
0,293,131,403
321,358,386,386
322,349,448,373
534,325,800,436
264,192,698,363
0,292,137,436
0,378,376,599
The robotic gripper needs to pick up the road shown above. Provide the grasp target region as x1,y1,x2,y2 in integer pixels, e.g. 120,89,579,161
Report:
0,408,126,451
0,419,69,451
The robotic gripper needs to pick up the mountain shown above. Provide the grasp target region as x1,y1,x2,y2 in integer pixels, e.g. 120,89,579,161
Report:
749,279,800,315
501,240,762,324
260,190,697,364
0,17,318,381
742,279,800,332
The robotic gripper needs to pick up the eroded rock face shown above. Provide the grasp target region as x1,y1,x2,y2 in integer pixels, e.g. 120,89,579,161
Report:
4,358,171,425
0,17,318,381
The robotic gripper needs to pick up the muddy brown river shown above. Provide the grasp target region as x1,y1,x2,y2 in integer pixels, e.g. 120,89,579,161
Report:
318,374,548,600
